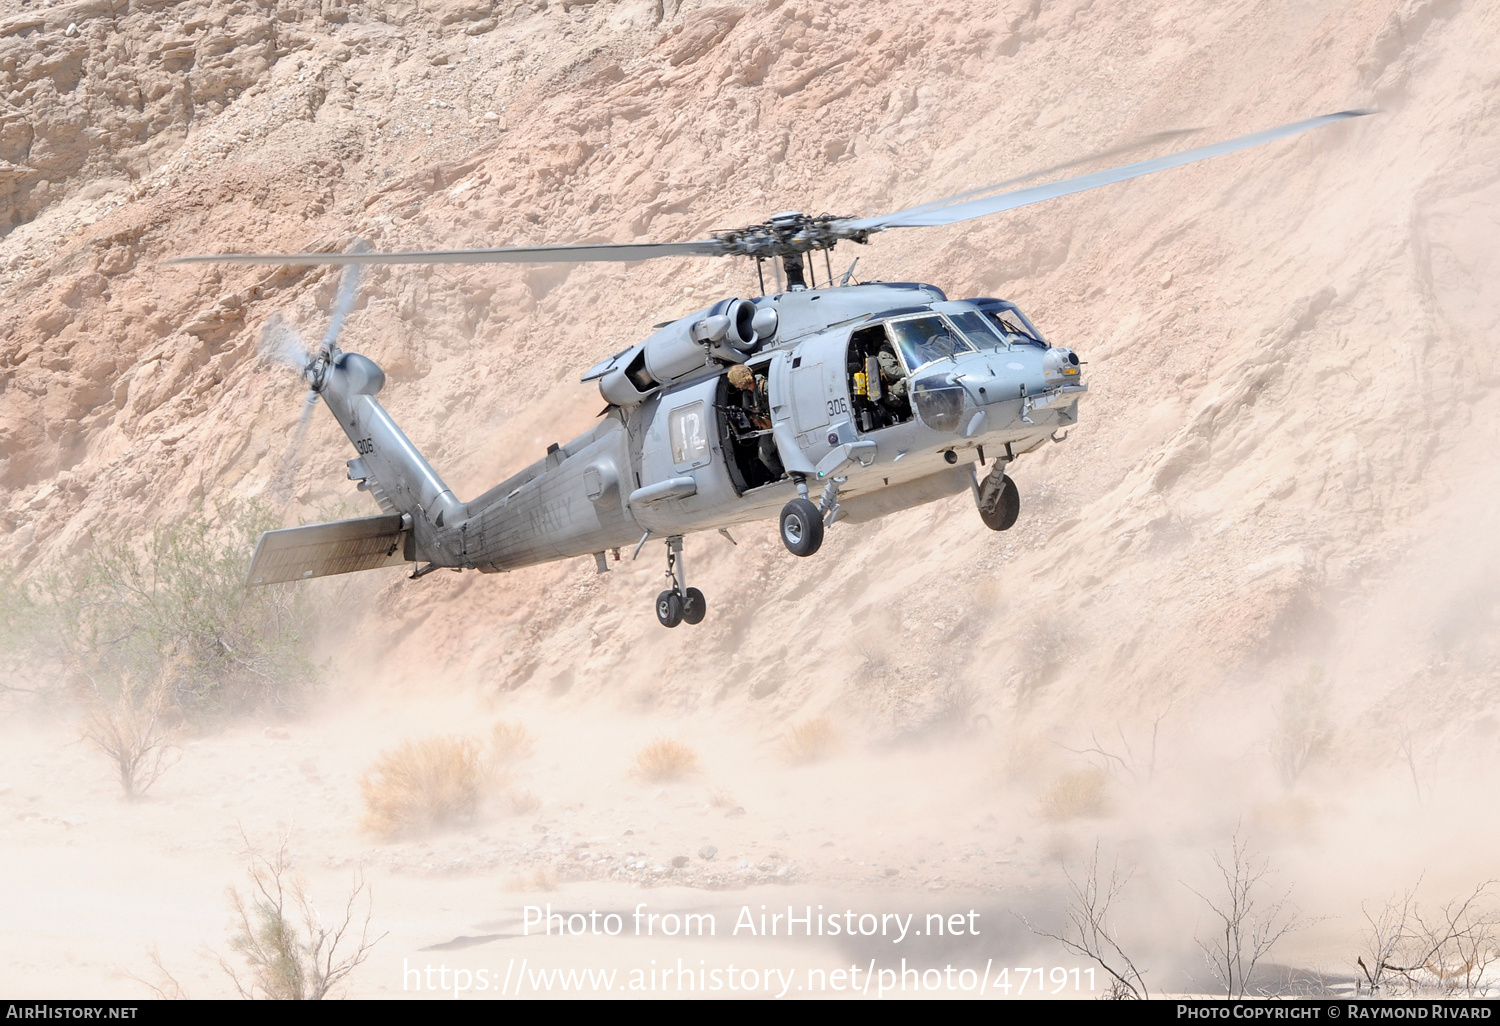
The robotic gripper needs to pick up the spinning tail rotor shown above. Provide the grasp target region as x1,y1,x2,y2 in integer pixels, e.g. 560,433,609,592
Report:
259,258,366,505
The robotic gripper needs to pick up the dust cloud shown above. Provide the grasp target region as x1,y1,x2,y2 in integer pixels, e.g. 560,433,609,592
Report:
3,0,1500,1001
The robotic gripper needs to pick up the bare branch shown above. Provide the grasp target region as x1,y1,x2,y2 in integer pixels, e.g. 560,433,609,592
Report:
1189,832,1303,997
1021,843,1150,1000
1372,880,1500,997
1061,705,1174,786
126,946,188,1000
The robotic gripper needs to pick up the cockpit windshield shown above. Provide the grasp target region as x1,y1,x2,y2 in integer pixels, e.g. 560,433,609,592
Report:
986,308,1046,347
945,310,1008,350
886,315,975,370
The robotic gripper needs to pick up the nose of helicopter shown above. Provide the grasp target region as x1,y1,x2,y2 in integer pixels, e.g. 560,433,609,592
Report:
913,347,1082,432
1042,346,1083,381
939,346,1070,396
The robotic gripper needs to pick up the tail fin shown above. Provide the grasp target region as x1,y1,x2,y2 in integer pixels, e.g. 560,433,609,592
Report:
249,350,465,586
315,351,466,560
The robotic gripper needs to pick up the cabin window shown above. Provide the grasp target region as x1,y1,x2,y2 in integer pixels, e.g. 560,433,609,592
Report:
669,401,711,467
887,315,974,371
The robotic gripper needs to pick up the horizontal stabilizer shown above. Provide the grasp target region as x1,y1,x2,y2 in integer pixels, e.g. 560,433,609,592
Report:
247,513,408,586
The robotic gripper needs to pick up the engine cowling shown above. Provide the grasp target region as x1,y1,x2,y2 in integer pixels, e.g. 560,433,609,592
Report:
595,298,777,407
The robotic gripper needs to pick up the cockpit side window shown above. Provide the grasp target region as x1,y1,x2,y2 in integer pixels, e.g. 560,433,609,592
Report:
886,315,975,371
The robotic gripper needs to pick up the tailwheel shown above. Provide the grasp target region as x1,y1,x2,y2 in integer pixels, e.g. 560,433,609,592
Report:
682,587,707,625
977,469,1020,531
780,497,825,556
656,590,685,628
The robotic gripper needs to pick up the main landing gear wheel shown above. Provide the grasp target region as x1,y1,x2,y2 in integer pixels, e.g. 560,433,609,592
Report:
682,587,707,625
780,497,825,556
653,536,706,628
978,471,1020,531
656,589,685,628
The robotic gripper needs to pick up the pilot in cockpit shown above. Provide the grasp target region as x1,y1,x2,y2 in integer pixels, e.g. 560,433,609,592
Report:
873,344,911,426
875,347,908,401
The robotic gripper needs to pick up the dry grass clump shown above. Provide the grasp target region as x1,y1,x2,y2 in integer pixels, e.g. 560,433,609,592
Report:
781,717,840,764
634,738,699,782
999,733,1052,785
480,762,542,818
489,720,535,764
505,866,557,892
1251,795,1318,841
1039,768,1110,820
360,736,483,839
504,789,542,816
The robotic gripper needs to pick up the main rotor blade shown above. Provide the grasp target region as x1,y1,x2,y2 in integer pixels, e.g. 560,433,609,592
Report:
842,110,1372,232
888,127,1201,222
169,239,729,267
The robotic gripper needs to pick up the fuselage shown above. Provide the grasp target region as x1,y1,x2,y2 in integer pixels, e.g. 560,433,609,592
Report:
429,283,1081,571
320,281,1086,573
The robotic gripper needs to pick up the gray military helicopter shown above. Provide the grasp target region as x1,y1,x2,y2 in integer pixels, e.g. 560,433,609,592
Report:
177,110,1366,627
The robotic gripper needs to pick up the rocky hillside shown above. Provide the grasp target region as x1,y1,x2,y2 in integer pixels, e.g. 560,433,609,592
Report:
2,0,1497,760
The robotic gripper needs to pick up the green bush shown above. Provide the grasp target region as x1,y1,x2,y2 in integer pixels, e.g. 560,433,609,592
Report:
2,501,318,718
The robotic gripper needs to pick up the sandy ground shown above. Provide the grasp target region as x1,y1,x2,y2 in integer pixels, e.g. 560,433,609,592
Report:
3,0,1500,1001
3,656,1498,998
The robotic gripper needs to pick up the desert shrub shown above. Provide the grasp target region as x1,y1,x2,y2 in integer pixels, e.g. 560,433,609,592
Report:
1039,768,1109,820
81,670,179,800
1191,835,1302,998
489,720,534,763
221,837,383,1000
1022,844,1149,999
143,836,384,1000
360,736,484,839
1270,667,1332,788
781,717,840,764
634,738,698,782
4,501,317,717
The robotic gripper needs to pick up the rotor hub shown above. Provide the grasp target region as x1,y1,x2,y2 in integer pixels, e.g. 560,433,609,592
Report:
710,211,868,259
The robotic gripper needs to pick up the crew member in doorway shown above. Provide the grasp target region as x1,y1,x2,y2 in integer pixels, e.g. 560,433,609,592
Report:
727,363,772,429
726,363,782,477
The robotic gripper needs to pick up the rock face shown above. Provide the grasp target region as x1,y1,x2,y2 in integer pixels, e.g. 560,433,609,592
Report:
1,0,1498,749
0,0,290,232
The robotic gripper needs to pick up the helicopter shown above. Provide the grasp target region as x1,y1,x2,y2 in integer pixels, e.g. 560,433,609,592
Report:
175,109,1368,627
